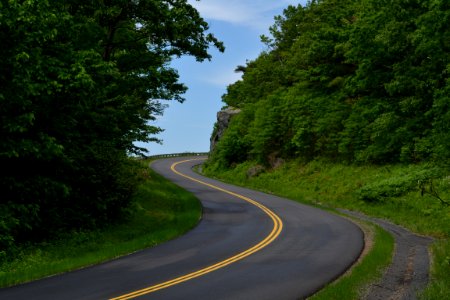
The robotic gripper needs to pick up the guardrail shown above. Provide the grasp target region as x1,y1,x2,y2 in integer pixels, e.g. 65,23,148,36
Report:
145,152,209,159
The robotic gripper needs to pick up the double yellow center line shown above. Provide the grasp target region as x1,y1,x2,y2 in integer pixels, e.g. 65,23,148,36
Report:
111,158,283,299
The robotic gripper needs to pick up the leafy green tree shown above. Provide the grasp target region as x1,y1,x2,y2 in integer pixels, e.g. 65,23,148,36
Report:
211,0,449,168
412,0,450,163
0,0,223,250
208,107,255,169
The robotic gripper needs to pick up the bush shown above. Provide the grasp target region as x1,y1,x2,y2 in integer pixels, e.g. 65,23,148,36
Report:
357,167,442,202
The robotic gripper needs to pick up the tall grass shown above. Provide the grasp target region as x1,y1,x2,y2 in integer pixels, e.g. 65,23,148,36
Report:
420,240,450,299
0,162,201,288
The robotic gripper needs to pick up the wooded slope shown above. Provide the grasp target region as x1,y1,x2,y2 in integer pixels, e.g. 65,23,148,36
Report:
209,0,449,169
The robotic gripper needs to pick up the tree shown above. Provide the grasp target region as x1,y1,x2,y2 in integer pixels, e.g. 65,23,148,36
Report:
0,0,223,249
210,0,449,168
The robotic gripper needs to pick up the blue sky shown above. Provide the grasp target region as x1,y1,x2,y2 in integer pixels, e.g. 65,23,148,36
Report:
138,0,307,155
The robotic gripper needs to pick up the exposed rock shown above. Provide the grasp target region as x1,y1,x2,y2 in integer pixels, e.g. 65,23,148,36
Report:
246,165,265,178
268,152,285,169
210,107,241,152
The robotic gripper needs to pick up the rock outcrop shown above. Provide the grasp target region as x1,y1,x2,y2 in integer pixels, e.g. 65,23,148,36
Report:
210,107,241,152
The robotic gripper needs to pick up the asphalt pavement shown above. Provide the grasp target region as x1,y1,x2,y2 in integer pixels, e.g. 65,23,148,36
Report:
0,156,364,300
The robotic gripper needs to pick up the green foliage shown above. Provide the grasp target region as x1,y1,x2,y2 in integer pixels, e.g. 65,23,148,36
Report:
357,167,442,202
420,240,450,299
0,1,222,250
207,1,450,295
210,0,450,167
208,109,253,168
0,163,201,287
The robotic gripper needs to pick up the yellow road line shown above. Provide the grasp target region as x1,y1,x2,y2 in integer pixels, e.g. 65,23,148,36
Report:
110,158,283,300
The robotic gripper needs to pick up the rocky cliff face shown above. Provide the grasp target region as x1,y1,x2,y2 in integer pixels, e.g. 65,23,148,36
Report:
210,107,241,152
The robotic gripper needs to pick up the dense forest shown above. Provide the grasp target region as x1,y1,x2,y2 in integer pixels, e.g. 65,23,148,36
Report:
0,0,222,251
208,0,450,169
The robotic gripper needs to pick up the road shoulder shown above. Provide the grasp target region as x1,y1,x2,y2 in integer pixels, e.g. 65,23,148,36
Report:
339,209,433,300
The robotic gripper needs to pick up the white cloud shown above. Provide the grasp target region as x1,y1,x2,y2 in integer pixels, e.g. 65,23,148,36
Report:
189,0,305,30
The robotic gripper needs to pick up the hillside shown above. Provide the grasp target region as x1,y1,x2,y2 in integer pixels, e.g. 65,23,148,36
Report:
206,0,450,298
208,0,449,167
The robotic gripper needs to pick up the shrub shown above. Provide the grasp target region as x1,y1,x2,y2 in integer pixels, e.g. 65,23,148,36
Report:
357,167,442,202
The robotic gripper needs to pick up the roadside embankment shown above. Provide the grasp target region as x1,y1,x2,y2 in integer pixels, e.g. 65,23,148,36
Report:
202,159,450,299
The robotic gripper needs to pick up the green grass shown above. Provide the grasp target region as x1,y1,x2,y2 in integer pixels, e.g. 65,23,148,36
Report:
0,162,201,288
203,159,450,299
309,224,394,300
420,240,450,300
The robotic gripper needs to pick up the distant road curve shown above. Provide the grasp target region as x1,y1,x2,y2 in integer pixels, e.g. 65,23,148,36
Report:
0,156,363,300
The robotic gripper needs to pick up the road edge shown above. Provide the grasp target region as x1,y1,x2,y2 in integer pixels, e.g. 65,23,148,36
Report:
338,209,433,300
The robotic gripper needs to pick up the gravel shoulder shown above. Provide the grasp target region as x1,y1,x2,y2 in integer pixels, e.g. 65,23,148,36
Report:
339,209,433,300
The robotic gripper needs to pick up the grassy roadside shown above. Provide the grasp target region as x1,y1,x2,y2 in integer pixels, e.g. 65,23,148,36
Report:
0,161,201,288
310,224,394,300
203,159,450,299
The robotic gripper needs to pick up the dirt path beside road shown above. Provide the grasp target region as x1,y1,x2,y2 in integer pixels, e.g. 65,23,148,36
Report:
339,209,433,300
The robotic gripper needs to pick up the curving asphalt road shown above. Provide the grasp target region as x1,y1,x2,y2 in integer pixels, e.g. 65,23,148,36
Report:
0,156,364,300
